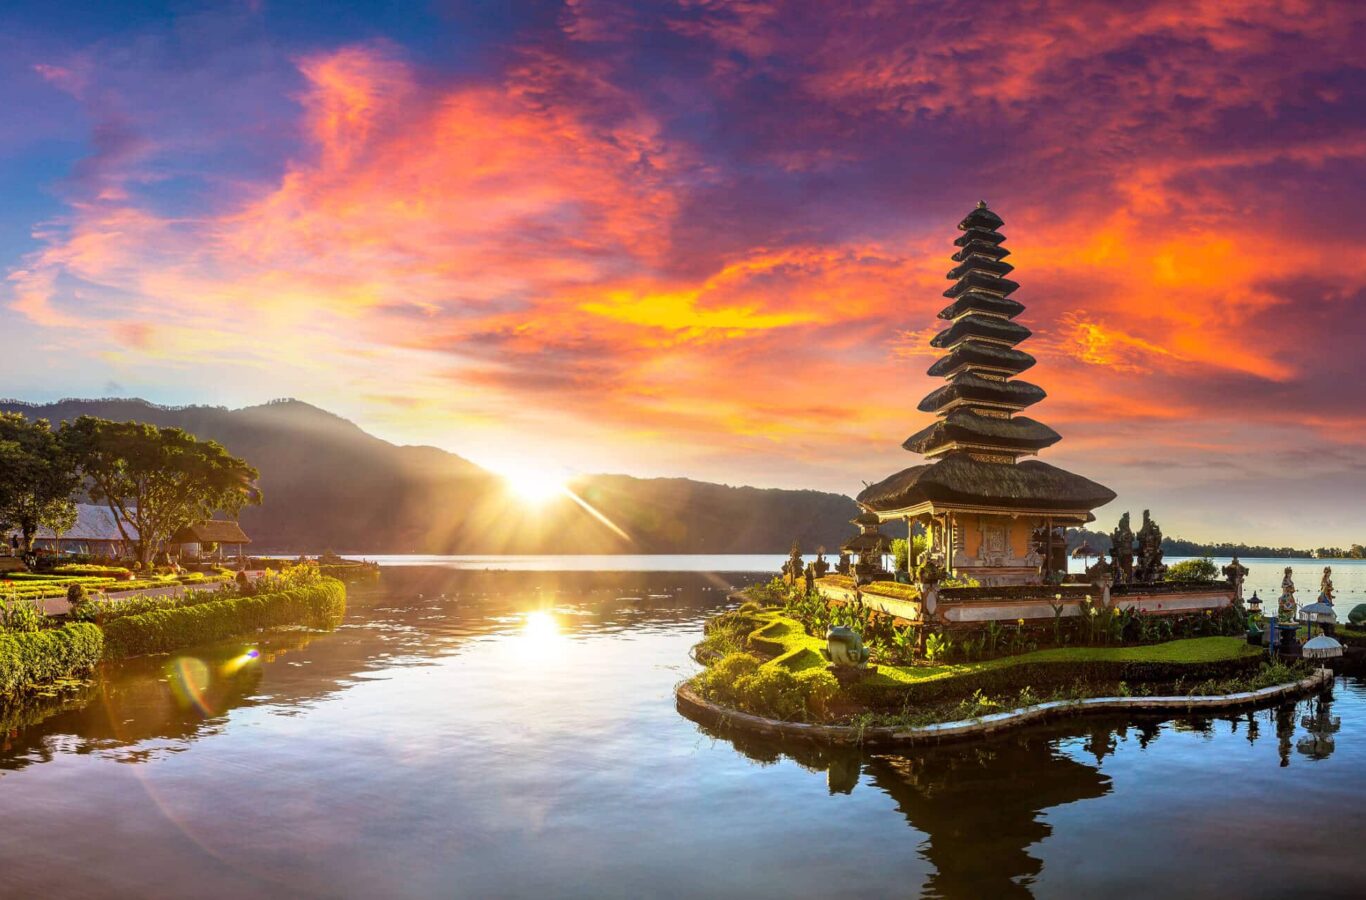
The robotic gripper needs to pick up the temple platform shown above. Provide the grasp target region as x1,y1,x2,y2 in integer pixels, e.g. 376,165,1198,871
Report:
814,576,1233,626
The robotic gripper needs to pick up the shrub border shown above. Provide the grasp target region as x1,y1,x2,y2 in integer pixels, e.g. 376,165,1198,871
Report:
676,667,1331,747
100,578,346,658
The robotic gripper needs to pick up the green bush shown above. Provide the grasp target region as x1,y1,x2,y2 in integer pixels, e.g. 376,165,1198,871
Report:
69,585,232,624
733,666,807,720
1167,557,1219,581
0,596,45,634
695,650,841,722
51,564,131,578
102,578,346,657
0,623,103,698
696,651,761,705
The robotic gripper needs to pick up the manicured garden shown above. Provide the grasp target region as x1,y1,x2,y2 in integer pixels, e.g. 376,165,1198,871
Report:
0,564,346,700
686,581,1305,732
1,568,232,601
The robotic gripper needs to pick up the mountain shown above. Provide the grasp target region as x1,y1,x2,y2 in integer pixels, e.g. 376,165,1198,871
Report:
1,398,861,554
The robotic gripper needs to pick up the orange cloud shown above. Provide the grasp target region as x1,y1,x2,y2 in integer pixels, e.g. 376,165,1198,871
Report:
5,3,1366,543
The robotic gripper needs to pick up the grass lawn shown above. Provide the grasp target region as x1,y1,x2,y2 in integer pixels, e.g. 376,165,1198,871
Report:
749,611,1263,688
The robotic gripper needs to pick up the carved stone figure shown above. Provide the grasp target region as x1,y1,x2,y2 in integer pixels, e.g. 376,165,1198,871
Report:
804,562,815,592
1109,512,1135,583
1278,566,1297,622
1321,566,1335,603
836,551,851,576
824,625,871,668
1223,556,1249,603
813,551,830,579
1133,510,1167,583
783,541,803,586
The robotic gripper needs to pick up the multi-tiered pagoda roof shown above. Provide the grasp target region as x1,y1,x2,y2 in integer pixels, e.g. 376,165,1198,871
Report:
858,203,1115,518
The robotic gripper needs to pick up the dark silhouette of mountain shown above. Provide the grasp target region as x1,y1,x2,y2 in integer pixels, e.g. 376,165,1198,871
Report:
1,397,860,554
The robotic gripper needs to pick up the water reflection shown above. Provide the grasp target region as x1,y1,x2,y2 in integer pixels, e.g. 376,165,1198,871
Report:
0,568,1362,899
696,687,1349,900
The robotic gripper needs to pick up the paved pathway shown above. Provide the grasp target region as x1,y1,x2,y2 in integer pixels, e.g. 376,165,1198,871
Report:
37,571,265,617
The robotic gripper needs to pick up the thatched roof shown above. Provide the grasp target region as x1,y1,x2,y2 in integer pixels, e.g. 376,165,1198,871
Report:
951,239,1009,262
946,256,1014,281
959,203,1004,231
917,374,1046,414
842,532,893,553
930,315,1031,349
902,411,1061,455
857,455,1117,514
928,342,1036,378
938,292,1024,321
170,520,250,544
851,510,882,527
943,269,1020,300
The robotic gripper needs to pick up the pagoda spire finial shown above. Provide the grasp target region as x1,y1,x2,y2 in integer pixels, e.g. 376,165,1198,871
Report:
977,199,987,209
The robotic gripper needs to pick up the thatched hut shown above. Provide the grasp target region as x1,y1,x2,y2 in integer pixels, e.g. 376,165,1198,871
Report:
170,520,251,564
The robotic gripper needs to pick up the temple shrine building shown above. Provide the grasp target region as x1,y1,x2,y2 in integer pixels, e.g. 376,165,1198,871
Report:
857,202,1115,587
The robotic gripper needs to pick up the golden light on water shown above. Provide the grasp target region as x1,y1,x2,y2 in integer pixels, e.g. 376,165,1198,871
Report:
521,610,562,644
222,648,262,676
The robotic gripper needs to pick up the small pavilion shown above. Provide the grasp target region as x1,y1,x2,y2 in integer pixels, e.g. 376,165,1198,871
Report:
857,203,1115,586
170,520,252,564
843,511,893,583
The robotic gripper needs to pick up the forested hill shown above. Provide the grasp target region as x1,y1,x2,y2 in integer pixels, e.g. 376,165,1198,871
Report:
1066,527,1318,560
1,398,859,554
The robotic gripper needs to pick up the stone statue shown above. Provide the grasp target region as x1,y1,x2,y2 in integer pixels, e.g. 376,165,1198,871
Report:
836,551,851,576
1223,556,1249,604
1321,566,1335,603
1278,567,1297,623
813,551,829,579
783,540,803,586
804,562,815,593
1109,512,1135,583
1133,510,1167,583
824,625,870,668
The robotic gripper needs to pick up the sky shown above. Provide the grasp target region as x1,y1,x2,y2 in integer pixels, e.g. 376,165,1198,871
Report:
2,0,1364,546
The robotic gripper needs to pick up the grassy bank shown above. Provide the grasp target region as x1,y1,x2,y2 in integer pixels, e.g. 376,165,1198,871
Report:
691,604,1284,726
0,569,346,698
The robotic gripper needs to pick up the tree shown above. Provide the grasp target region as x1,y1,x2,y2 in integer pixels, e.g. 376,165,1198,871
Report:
0,413,80,554
1166,556,1219,581
63,416,261,566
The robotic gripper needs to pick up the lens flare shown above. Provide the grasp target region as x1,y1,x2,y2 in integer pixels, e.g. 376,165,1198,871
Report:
221,648,262,676
167,656,214,716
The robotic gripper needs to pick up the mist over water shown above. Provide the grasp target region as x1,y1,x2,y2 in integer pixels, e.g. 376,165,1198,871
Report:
1,563,1363,898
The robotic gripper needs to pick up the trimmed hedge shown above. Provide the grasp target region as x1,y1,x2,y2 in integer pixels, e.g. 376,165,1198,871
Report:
102,578,346,658
737,610,1265,708
0,623,104,698
850,655,1266,707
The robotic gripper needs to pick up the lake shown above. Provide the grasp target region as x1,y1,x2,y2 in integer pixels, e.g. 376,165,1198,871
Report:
2,559,1364,898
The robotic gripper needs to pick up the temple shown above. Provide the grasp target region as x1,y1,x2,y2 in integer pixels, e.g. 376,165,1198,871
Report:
857,202,1116,586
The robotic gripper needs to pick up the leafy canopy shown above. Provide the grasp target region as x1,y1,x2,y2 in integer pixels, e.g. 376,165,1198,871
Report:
0,413,79,551
63,416,260,564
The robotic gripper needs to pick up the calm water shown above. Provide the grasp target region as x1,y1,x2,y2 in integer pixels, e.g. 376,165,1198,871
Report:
1,562,1364,899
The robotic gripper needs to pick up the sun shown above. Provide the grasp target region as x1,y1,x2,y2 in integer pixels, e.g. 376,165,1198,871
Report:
499,464,569,504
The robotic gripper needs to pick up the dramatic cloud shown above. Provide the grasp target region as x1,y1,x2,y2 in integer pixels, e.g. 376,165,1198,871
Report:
3,0,1364,544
